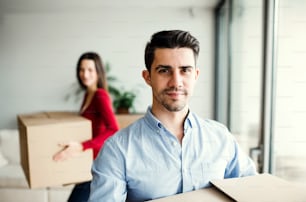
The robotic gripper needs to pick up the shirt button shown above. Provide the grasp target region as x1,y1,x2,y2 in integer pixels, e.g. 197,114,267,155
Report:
172,141,177,146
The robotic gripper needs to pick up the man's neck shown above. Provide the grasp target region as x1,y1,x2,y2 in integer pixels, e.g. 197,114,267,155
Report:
151,105,189,144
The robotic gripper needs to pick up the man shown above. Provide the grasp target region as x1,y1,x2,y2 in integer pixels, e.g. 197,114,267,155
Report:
89,30,256,202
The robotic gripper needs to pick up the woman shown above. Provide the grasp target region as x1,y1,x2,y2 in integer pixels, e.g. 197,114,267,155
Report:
53,52,119,202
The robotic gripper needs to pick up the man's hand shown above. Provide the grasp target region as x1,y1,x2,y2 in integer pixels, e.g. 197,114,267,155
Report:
53,141,83,162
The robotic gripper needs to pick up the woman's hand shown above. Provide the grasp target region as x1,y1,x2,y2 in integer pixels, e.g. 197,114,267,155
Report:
53,141,83,162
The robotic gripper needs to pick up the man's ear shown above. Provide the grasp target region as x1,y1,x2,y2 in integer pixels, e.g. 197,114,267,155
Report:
195,67,200,80
142,70,151,86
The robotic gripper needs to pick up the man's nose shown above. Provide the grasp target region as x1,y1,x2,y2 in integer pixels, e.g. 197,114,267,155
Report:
169,71,183,88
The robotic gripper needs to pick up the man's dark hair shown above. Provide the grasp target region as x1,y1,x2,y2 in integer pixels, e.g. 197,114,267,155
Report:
144,30,200,72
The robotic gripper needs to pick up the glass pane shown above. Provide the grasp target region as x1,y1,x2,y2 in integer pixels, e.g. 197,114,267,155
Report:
215,2,230,126
274,0,306,185
230,0,263,171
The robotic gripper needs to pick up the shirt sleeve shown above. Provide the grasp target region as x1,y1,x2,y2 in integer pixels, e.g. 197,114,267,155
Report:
89,138,127,202
82,89,119,155
225,135,257,177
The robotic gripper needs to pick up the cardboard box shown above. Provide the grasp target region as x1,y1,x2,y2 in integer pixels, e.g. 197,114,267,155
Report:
149,173,306,202
115,114,144,129
17,111,93,189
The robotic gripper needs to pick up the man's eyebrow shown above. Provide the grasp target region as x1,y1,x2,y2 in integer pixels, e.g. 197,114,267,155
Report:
180,65,194,68
155,65,194,70
153,65,195,73
155,65,172,70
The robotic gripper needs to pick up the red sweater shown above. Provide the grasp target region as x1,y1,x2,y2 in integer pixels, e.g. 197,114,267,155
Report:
81,88,119,159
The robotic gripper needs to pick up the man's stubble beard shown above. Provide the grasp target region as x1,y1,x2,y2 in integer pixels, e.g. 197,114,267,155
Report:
159,88,188,112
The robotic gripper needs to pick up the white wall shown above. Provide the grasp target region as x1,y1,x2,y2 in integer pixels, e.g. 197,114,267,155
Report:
0,5,215,129
274,0,306,157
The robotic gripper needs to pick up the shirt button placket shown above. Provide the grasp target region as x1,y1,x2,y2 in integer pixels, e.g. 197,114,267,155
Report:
181,131,193,192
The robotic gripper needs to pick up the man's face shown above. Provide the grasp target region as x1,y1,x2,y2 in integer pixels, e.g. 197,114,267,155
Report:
143,48,199,112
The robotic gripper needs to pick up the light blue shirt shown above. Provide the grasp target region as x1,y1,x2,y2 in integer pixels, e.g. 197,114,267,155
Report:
89,107,256,202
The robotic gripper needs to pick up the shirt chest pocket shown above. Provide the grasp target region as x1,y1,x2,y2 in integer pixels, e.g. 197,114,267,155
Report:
190,160,227,188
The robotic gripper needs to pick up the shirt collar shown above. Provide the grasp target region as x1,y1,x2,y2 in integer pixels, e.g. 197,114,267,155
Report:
144,107,163,129
184,110,193,129
144,106,194,130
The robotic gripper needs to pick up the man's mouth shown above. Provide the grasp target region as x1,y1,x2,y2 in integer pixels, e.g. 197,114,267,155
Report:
165,89,186,99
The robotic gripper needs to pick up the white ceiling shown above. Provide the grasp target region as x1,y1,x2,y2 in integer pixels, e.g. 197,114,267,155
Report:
0,0,220,13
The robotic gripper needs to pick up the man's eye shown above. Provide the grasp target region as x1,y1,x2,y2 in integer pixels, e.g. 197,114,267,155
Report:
182,67,192,73
158,69,169,73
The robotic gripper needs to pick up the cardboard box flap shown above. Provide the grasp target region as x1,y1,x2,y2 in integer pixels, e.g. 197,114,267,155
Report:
18,111,85,126
148,187,234,202
45,111,79,118
210,173,306,202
